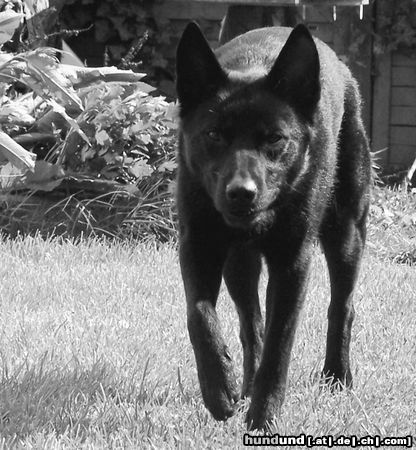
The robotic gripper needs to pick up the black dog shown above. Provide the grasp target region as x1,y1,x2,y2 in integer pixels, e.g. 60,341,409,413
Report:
175,22,371,430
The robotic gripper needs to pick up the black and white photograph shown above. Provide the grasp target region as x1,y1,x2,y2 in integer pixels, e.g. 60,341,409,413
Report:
0,0,414,448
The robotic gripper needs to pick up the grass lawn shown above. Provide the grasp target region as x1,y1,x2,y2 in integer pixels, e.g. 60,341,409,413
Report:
0,230,414,449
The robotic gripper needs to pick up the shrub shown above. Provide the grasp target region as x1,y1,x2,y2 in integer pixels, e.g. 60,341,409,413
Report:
0,11,178,239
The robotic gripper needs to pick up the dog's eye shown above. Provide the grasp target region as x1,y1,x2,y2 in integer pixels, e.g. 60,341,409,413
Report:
206,129,222,142
265,132,282,144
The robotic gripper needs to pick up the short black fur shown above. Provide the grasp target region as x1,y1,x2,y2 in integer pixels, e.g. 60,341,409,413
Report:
176,22,371,430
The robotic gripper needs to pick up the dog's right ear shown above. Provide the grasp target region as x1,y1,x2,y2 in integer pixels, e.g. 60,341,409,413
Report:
176,22,226,115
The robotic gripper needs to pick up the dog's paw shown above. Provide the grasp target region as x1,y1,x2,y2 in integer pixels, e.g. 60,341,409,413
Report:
245,400,275,431
198,348,240,421
245,390,283,431
204,382,240,421
321,367,353,390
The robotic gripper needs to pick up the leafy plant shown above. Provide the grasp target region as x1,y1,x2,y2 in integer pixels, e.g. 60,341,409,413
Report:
367,185,416,265
370,185,416,230
0,45,177,189
374,0,416,55
0,2,178,239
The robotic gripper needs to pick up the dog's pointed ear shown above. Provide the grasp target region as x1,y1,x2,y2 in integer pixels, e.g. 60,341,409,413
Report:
267,25,320,119
176,22,226,114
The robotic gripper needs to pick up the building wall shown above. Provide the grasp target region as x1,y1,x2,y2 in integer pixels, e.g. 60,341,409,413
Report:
154,1,227,50
389,53,416,167
372,49,416,170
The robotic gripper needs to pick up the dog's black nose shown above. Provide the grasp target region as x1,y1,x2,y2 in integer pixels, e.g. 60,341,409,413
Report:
226,178,257,204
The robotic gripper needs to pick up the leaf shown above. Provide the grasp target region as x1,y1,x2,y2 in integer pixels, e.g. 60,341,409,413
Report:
25,50,83,113
0,10,23,45
135,82,156,94
0,162,26,189
0,131,36,171
60,65,146,88
129,120,146,134
95,129,110,146
158,160,177,172
0,52,13,68
83,86,105,109
103,84,125,101
0,103,35,126
48,100,90,145
80,146,95,162
23,0,50,18
138,133,151,145
129,159,153,180
98,147,108,157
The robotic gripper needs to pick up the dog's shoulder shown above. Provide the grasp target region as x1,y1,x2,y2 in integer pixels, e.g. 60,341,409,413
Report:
216,27,291,73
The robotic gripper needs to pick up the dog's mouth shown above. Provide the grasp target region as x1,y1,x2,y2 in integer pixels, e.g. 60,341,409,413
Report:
223,208,259,228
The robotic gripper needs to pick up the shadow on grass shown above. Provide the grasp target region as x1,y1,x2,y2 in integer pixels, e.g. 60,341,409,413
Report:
0,354,149,444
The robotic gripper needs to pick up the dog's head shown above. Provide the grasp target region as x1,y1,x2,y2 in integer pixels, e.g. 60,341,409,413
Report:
176,23,320,230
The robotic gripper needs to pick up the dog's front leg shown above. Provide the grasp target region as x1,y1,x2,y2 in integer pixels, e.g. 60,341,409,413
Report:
180,232,239,421
246,243,312,430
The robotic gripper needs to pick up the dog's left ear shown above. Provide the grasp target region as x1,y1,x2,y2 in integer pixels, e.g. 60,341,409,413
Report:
267,24,320,119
